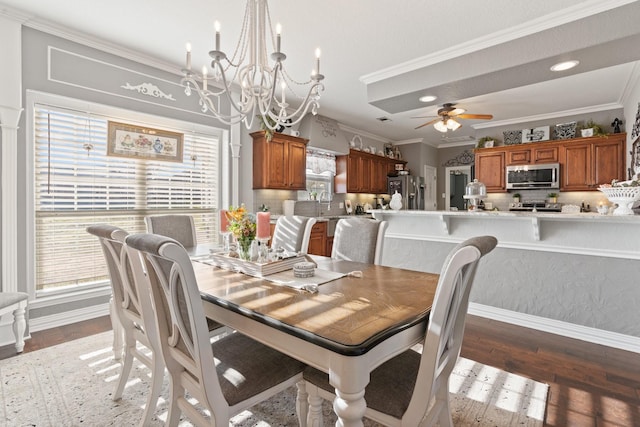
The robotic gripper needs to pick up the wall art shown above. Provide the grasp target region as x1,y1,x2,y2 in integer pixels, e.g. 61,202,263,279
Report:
107,121,184,162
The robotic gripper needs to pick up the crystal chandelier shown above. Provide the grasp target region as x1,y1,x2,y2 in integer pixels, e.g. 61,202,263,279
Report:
180,0,325,131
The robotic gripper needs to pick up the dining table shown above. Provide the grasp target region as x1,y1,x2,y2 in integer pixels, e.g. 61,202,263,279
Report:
192,253,439,427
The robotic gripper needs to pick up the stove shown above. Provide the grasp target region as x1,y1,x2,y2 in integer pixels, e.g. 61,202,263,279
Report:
509,201,562,212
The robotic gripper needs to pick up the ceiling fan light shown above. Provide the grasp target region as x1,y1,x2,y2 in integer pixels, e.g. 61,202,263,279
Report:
433,120,448,132
550,60,579,72
446,118,461,130
449,108,466,116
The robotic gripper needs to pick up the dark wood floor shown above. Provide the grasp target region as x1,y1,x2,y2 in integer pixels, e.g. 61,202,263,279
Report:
1,314,639,426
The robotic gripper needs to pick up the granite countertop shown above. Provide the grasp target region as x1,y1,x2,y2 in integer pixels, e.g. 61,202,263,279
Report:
371,209,640,222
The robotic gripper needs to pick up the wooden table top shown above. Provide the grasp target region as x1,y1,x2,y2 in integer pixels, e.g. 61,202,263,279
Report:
194,257,439,356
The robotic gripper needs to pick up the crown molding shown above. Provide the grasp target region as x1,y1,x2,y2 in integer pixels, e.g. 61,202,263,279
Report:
0,4,183,77
472,103,624,129
360,0,637,85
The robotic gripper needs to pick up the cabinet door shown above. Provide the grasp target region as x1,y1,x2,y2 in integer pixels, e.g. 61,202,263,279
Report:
561,143,591,191
372,158,387,193
532,145,558,163
592,139,624,186
287,140,307,190
308,222,326,256
346,154,362,192
475,151,506,192
360,156,372,192
265,138,289,189
506,149,531,165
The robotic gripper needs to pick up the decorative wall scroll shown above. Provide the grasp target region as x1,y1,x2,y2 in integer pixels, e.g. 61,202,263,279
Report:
442,149,474,166
107,121,184,162
121,82,176,101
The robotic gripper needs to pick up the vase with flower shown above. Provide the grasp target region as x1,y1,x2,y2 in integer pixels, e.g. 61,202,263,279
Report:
226,204,257,260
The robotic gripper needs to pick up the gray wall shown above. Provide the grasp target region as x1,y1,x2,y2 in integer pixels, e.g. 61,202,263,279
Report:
18,27,230,322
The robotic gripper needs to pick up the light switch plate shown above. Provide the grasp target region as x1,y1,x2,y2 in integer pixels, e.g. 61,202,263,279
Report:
339,202,344,209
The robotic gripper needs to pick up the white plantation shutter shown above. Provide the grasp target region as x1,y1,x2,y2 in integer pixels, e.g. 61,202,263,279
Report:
34,105,219,292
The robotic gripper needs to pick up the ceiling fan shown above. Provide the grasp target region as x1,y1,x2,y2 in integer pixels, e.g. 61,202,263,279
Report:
413,103,493,132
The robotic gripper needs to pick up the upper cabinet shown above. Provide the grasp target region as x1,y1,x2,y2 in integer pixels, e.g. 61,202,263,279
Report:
335,149,406,194
475,134,626,192
252,131,308,190
559,133,626,191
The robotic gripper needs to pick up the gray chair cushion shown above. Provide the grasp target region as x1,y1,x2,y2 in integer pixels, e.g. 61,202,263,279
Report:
0,292,28,310
214,333,306,406
304,349,419,419
145,215,196,247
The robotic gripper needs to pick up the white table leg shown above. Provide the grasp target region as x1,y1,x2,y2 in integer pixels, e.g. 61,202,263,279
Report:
333,388,366,427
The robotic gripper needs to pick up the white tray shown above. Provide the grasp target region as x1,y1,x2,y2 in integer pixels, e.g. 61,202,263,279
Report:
206,252,309,277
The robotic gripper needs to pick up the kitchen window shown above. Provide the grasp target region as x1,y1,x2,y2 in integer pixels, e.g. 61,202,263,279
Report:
299,149,335,201
33,104,220,294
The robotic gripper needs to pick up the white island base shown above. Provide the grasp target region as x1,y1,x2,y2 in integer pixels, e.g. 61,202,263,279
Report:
372,209,640,353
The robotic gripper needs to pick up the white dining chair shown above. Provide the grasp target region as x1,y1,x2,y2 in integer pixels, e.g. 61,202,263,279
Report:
0,292,28,353
87,224,165,427
331,218,388,264
271,215,317,253
303,235,498,427
124,233,307,427
144,214,197,248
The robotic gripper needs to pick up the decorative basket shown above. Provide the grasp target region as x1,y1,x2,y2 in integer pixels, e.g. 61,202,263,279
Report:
598,186,640,215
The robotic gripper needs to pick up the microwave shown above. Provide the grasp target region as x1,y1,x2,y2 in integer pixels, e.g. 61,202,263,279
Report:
506,163,559,189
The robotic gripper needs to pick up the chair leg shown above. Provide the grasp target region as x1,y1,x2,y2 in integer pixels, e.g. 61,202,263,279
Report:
109,298,124,361
296,380,308,427
305,384,324,427
112,338,136,401
138,356,165,427
434,386,453,427
12,305,26,353
166,378,183,427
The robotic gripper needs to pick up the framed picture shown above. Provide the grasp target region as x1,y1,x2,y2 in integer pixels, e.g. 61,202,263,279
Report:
522,126,550,143
484,140,494,148
107,121,184,162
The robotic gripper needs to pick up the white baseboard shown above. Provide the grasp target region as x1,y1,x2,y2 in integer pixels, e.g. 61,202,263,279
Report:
29,303,111,333
469,303,640,354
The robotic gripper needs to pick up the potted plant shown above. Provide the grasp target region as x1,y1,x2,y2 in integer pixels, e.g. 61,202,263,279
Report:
580,119,606,138
476,136,495,148
547,192,558,203
512,193,521,203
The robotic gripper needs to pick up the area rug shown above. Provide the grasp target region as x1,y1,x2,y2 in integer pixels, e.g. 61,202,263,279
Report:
0,331,548,426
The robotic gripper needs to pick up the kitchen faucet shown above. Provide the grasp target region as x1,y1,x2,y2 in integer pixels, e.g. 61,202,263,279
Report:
318,191,331,213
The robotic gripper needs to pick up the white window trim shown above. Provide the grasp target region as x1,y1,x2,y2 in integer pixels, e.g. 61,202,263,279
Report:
25,90,228,305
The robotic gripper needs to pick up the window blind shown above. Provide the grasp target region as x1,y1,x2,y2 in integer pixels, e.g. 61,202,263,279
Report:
34,105,219,292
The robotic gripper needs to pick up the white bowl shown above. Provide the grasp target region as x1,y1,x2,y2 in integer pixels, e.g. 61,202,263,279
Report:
598,186,640,215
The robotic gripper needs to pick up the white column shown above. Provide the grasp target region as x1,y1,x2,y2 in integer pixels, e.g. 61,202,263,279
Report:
0,14,23,293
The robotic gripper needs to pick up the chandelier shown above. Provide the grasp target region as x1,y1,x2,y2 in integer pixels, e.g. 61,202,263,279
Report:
180,0,325,131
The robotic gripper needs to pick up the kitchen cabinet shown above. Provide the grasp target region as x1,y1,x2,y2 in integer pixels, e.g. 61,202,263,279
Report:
474,151,506,192
335,149,406,194
506,144,559,165
307,221,327,256
475,134,625,192
252,131,308,190
560,133,625,191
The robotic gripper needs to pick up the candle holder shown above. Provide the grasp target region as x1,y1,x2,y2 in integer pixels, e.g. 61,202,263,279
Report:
257,237,271,263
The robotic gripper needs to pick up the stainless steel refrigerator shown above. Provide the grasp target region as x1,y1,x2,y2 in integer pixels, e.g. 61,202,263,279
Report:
387,175,425,210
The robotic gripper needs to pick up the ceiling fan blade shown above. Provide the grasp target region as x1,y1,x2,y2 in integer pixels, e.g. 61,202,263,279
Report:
448,108,466,116
414,118,440,129
411,115,437,119
456,113,493,120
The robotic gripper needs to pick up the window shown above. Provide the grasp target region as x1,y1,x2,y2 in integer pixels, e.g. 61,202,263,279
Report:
298,149,335,201
34,104,219,293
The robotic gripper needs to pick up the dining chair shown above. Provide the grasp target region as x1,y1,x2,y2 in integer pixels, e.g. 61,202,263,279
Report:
86,224,165,427
270,215,317,253
144,214,197,248
124,233,307,427
331,218,388,264
303,235,498,427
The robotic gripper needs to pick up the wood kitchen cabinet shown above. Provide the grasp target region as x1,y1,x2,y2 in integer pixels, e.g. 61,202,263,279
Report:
475,133,625,192
335,149,406,194
474,151,506,192
252,131,308,190
307,221,327,256
506,144,559,165
560,133,625,191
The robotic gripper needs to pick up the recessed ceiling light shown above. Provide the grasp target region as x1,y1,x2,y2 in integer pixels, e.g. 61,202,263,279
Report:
550,60,579,72
419,95,437,103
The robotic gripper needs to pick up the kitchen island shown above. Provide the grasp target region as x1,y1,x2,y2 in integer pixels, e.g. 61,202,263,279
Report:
372,209,640,352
